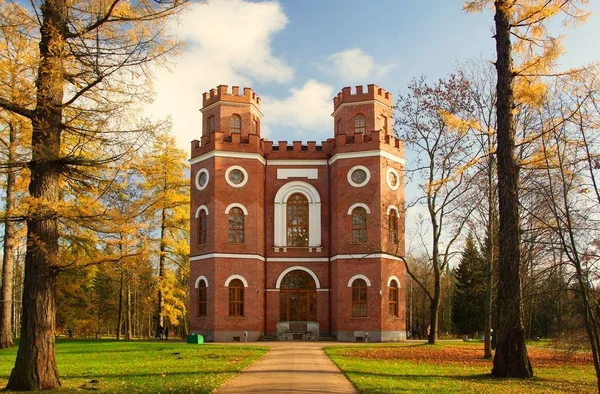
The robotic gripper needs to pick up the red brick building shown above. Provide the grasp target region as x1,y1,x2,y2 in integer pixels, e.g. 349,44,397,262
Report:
189,84,406,342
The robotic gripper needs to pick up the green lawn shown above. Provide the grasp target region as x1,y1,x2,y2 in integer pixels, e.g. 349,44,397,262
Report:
326,341,597,394
0,339,268,393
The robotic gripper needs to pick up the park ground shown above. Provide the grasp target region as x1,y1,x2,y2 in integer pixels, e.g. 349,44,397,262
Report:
0,339,596,393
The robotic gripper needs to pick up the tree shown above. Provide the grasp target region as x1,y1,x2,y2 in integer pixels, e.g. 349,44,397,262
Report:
464,0,589,378
136,133,189,336
0,0,36,349
452,232,486,337
396,72,478,344
0,0,192,389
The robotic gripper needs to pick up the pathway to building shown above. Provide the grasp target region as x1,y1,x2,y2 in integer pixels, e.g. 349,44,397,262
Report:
215,341,358,394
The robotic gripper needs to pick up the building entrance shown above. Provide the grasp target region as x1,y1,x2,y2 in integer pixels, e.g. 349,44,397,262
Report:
279,270,317,321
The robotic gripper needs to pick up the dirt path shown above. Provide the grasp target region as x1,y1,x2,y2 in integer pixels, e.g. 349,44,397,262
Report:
215,341,358,393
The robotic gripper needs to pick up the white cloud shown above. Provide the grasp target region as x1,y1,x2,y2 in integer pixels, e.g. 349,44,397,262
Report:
148,0,293,153
319,48,395,83
260,80,334,140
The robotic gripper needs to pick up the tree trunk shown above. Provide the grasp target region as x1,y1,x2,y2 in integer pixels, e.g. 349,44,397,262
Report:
116,269,123,340
126,282,132,340
6,1,67,389
491,0,533,378
157,206,167,333
0,123,18,349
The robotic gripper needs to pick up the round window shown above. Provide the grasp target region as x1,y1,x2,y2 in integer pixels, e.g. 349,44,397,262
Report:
347,166,370,187
228,169,245,185
195,168,209,191
386,168,400,191
225,166,249,188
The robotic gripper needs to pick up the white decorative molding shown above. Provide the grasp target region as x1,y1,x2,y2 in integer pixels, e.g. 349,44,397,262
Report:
347,203,371,215
190,253,265,262
387,275,401,287
330,253,403,262
273,181,322,248
347,165,371,188
224,203,249,215
194,205,209,218
347,274,372,287
275,266,321,289
267,160,328,166
194,275,208,288
386,168,401,191
195,168,209,191
224,274,248,287
200,100,263,119
386,205,399,216
330,150,406,165
190,150,266,165
225,165,249,188
266,257,329,262
331,99,392,118
276,168,319,180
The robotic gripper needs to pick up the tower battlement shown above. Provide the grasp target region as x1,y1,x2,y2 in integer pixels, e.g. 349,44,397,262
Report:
333,84,392,111
202,85,261,108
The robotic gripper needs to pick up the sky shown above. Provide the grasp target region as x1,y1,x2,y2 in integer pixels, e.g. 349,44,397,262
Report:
150,0,600,154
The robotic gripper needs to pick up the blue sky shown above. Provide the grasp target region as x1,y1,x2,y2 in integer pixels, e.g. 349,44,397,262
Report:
150,0,600,153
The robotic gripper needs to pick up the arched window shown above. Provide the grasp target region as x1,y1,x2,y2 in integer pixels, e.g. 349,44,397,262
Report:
389,280,399,317
354,113,365,133
352,207,368,243
228,279,244,316
287,193,309,247
230,114,241,134
198,210,207,245
197,280,207,316
352,279,368,317
207,115,216,133
389,209,398,244
228,207,244,243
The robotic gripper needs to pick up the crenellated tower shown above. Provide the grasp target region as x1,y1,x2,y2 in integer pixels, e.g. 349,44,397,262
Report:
189,84,406,343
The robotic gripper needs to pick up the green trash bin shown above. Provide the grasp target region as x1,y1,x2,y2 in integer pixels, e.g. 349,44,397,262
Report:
187,334,204,344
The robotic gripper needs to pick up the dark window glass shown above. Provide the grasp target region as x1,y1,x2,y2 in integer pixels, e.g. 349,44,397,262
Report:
228,207,244,243
198,280,207,316
389,210,398,244
352,207,368,243
354,114,365,133
228,279,244,316
389,280,398,317
287,193,309,247
352,279,368,317
198,210,207,245
230,114,241,134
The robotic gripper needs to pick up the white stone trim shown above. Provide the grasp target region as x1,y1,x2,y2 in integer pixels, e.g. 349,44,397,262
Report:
275,266,321,289
224,274,248,287
194,205,209,218
331,99,392,117
225,165,249,188
224,203,248,215
347,203,371,215
194,276,208,288
195,168,209,191
276,168,318,180
386,205,399,216
190,151,266,165
386,168,401,191
347,274,372,287
190,253,265,262
267,257,329,262
347,165,370,187
274,181,321,248
330,253,403,262
201,100,263,119
329,150,405,165
387,275,401,287
267,160,328,166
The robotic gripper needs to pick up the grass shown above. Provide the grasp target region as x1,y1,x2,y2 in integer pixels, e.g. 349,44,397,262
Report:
326,341,597,394
0,339,268,393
